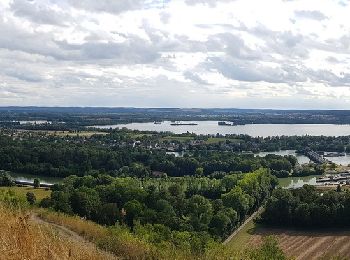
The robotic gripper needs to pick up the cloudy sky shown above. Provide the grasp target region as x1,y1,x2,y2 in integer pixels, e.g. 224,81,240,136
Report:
1,0,350,108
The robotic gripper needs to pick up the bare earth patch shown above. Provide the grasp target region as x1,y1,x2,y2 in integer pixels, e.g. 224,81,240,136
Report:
249,227,350,259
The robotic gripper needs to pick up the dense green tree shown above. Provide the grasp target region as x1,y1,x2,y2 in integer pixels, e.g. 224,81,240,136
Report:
186,195,213,231
96,203,120,225
0,172,14,187
70,187,100,219
124,199,144,227
222,187,252,219
33,178,40,189
44,169,276,242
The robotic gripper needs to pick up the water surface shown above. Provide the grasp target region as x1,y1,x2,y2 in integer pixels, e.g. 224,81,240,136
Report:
93,121,350,137
325,153,350,166
9,172,61,185
255,150,310,164
278,175,318,189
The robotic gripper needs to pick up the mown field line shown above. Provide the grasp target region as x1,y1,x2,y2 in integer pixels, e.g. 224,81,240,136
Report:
223,207,263,245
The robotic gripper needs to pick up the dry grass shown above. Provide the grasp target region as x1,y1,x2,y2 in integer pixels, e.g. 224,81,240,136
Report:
0,204,116,260
38,210,153,259
37,210,225,260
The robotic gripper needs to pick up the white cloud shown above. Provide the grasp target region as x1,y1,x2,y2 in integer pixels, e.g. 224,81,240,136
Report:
0,0,350,108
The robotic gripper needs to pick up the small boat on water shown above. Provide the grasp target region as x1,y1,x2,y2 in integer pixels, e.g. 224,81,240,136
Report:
218,121,232,126
170,122,198,126
154,121,162,124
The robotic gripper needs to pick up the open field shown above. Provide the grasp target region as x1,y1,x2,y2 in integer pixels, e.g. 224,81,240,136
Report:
16,130,108,137
128,133,154,138
227,219,350,260
203,137,241,144
0,186,51,201
225,217,258,254
48,131,108,137
161,136,194,142
249,227,350,259
161,136,241,144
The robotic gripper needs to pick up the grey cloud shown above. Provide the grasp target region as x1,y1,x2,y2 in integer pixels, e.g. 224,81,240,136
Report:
67,0,145,14
326,56,340,63
185,0,235,7
307,69,350,87
11,0,69,26
5,69,44,82
249,25,309,59
206,57,289,83
207,54,350,87
57,37,160,63
0,19,69,60
0,17,160,64
339,1,348,7
183,71,211,85
159,12,171,24
295,10,328,21
211,33,262,60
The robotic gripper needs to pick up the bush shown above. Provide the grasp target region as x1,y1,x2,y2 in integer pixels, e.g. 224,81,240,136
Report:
248,236,286,260
26,192,36,205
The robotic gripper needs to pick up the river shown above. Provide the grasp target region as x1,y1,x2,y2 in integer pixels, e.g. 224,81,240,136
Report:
325,153,350,166
278,175,319,189
255,150,310,164
8,172,61,185
92,121,350,137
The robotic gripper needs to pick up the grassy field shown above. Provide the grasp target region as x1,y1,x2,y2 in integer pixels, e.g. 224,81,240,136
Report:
49,131,108,137
128,133,154,138
204,137,241,144
225,217,259,255
161,136,241,144
17,129,108,138
0,186,51,201
161,136,194,142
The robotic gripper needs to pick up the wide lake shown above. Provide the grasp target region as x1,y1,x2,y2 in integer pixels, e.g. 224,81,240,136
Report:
93,121,350,137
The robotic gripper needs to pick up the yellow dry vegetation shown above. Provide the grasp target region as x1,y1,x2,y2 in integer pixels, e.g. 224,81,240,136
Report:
38,210,153,259
0,204,116,260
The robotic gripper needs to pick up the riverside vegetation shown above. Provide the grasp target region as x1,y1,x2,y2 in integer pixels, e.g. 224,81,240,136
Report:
0,129,327,179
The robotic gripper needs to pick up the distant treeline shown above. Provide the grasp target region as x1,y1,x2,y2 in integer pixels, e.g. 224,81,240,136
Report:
0,132,321,179
2,107,350,128
160,134,350,153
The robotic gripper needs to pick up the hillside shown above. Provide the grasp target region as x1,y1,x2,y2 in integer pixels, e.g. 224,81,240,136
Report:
0,203,116,260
